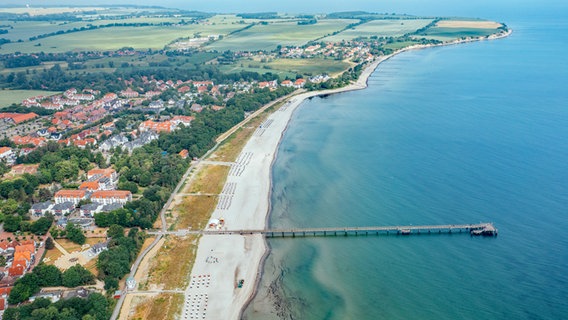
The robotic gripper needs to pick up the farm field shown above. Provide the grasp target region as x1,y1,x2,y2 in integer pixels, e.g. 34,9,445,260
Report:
0,6,106,16
0,22,248,54
0,89,60,107
205,19,355,52
415,20,503,41
323,19,434,41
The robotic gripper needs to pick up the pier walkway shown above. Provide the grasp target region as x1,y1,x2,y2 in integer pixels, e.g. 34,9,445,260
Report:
148,222,497,237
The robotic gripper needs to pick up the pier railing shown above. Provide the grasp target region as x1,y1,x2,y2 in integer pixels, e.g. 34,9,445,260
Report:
149,223,498,237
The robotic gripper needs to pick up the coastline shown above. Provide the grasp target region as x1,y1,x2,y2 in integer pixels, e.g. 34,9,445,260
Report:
183,29,512,320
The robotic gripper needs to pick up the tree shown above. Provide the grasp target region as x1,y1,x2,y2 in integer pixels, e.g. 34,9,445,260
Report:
104,277,118,290
34,263,62,287
8,273,40,304
30,217,52,235
45,236,55,250
65,223,86,245
107,224,125,240
62,264,95,287
3,215,22,232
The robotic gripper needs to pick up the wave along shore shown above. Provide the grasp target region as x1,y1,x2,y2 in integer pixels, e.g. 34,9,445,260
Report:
181,30,512,320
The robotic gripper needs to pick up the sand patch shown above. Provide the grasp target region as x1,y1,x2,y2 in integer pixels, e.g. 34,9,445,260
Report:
437,20,501,29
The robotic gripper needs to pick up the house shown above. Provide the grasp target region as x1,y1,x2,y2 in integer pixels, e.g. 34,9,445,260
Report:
51,202,75,216
8,263,26,277
80,203,102,217
30,201,54,216
179,149,189,159
170,116,194,127
190,104,203,113
294,78,306,88
11,135,47,147
138,120,173,133
90,240,109,255
54,190,88,204
211,105,224,111
10,164,39,175
29,290,63,303
281,80,293,87
67,218,94,229
0,112,39,124
90,190,132,205
0,146,14,165
101,202,123,212
79,181,101,191
178,85,191,93
87,168,117,182
258,80,278,89
98,135,129,152
123,131,158,153
120,88,139,98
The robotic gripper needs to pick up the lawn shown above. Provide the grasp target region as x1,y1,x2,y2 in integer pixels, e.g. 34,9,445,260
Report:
0,89,60,108
56,237,106,253
267,58,351,76
323,19,434,42
221,57,351,77
205,19,355,52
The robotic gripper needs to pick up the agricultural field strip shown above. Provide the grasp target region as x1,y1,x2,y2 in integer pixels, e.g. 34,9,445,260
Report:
205,19,356,52
0,21,248,53
322,19,434,42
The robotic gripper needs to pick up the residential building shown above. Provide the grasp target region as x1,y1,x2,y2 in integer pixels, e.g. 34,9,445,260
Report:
30,201,54,216
90,240,109,255
179,149,189,159
90,190,132,205
87,168,117,182
80,203,102,217
51,202,75,216
79,181,101,191
0,112,39,124
54,190,88,204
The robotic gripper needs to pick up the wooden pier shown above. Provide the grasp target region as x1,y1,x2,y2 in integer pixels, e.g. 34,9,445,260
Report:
183,222,498,238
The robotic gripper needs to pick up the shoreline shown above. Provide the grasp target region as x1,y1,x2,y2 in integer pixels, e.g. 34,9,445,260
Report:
184,29,512,320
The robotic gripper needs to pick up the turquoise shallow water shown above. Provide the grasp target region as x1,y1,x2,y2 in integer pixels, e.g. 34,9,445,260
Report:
244,10,568,320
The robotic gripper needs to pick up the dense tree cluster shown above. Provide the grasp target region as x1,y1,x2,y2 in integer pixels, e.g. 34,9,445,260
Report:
65,223,86,245
8,264,95,305
4,293,111,320
19,142,105,184
3,55,41,68
97,226,144,291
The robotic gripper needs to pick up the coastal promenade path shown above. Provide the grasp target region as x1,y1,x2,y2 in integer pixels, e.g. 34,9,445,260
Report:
147,222,498,237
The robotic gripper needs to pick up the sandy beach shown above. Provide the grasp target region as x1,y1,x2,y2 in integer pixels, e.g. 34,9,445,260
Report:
180,30,512,320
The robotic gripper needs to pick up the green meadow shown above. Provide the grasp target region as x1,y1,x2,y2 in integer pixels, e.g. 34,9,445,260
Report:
0,89,60,108
220,57,351,77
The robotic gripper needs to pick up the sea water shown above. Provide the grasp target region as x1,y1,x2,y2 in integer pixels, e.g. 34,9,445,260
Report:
243,8,568,320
